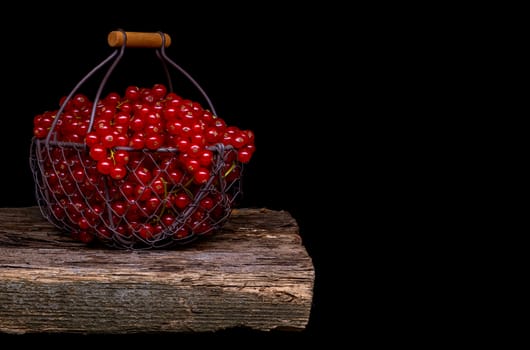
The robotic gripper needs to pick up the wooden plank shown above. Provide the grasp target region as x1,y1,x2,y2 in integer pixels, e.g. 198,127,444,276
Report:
0,207,314,335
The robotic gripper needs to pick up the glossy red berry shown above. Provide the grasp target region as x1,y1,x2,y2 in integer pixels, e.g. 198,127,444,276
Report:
32,83,256,246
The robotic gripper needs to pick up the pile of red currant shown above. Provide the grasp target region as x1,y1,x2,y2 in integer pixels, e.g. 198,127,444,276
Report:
31,83,255,248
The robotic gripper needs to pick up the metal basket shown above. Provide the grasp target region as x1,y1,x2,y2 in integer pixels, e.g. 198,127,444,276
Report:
29,30,245,249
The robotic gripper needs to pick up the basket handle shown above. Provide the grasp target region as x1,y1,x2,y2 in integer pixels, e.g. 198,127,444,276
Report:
107,31,172,48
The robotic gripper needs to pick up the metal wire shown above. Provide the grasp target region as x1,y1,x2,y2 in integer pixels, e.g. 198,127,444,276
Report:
156,31,217,116
29,31,243,249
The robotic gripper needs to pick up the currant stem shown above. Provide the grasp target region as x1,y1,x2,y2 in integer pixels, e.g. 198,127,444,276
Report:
224,162,236,178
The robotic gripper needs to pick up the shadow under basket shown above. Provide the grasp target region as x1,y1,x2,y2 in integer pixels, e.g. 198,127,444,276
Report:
29,138,243,249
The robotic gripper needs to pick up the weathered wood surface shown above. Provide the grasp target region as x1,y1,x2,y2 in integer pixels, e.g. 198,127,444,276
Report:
0,207,314,335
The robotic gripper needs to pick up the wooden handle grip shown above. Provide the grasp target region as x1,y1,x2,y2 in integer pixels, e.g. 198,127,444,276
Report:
107,31,171,48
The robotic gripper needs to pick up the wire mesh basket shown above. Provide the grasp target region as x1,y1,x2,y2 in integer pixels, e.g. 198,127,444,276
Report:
29,30,254,249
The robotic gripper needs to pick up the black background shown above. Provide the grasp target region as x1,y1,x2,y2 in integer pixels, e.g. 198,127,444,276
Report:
0,3,348,345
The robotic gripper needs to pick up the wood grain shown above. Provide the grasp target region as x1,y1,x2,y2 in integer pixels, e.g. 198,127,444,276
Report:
0,207,314,334
107,31,171,48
